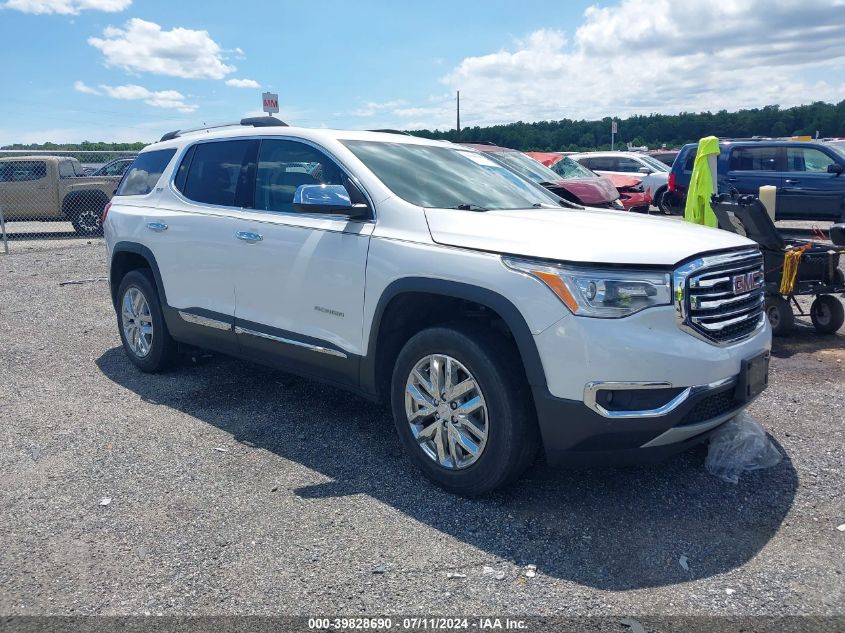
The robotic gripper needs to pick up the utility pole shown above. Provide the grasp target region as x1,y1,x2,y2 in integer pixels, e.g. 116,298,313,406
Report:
456,91,461,139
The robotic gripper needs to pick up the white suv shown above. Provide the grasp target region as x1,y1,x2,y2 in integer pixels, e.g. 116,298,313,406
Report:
104,119,771,495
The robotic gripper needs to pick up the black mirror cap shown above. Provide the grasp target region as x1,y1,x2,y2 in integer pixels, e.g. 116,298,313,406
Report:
830,224,845,246
828,163,845,175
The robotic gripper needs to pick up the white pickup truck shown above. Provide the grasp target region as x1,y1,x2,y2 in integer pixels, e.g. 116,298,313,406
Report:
103,120,771,495
0,155,120,235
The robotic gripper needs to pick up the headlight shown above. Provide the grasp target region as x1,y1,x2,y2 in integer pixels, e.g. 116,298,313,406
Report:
503,257,672,318
611,199,624,210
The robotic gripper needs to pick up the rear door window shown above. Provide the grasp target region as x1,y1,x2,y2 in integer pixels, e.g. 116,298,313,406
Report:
728,146,780,171
181,140,259,207
116,148,177,196
0,160,47,182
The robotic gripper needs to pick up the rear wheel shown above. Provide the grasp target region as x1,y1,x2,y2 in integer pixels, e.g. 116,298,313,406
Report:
117,269,178,371
810,295,844,334
65,194,106,236
765,296,794,336
390,325,538,496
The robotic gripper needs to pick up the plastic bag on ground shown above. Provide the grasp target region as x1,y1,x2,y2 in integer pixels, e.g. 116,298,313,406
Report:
705,412,782,483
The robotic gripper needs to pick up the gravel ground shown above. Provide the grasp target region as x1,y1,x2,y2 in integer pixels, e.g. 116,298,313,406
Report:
0,240,843,619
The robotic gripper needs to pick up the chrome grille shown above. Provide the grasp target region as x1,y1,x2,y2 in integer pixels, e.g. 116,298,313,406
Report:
674,249,765,345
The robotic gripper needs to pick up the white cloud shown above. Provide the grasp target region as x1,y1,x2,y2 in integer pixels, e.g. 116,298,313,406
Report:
72,80,99,95
226,78,260,89
74,80,198,112
88,18,236,80
350,0,845,131
2,0,130,14
349,100,407,117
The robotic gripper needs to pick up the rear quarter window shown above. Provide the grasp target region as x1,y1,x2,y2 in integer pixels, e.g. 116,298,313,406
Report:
116,149,177,196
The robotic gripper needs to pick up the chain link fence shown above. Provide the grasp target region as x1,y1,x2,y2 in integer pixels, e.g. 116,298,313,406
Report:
0,150,138,252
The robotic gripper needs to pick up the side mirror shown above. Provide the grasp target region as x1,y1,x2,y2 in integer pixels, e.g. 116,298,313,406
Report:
292,184,369,218
827,163,844,175
637,166,651,174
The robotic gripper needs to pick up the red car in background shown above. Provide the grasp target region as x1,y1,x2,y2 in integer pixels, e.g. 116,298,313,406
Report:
461,143,625,210
527,151,652,212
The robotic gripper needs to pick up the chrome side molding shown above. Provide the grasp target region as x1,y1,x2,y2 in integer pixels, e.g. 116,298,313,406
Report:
178,311,232,331
233,325,348,359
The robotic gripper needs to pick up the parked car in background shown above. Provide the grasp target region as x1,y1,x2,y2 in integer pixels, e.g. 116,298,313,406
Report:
570,151,673,214
528,151,652,213
668,140,845,221
648,150,679,167
104,121,771,495
0,155,121,235
91,156,137,177
462,143,624,209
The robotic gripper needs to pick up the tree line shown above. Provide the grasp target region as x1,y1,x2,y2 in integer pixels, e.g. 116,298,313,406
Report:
5,100,845,153
411,100,845,151
0,141,147,151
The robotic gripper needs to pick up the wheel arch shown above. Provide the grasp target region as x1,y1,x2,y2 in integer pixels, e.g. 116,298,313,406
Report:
61,189,110,218
110,241,168,310
360,278,547,402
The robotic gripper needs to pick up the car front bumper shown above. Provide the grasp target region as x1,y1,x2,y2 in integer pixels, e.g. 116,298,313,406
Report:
530,306,772,465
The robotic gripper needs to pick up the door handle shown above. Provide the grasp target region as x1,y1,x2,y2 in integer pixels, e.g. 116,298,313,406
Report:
236,231,263,243
725,177,737,182
146,222,168,232
784,179,800,185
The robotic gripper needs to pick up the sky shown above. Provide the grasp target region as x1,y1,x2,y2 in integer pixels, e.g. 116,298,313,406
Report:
1,0,844,145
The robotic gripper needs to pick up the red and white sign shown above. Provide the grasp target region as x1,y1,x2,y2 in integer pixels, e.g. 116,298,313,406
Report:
262,92,279,114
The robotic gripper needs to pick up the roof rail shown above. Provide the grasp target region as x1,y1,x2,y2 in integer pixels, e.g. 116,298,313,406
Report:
159,116,289,142
367,129,412,135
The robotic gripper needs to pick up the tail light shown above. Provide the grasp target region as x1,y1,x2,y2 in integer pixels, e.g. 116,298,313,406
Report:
668,172,676,193
101,201,112,226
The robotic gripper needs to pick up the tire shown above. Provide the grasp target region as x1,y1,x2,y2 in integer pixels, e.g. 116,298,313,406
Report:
810,295,845,334
116,269,178,372
65,194,106,236
390,325,539,496
765,296,795,336
655,187,672,214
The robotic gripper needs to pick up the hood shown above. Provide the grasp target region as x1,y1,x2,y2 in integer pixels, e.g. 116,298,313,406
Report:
605,174,642,190
424,207,755,266
545,177,618,205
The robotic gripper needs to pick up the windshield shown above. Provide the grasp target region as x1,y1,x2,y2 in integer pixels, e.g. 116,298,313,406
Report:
342,141,559,210
638,154,671,172
486,150,562,184
550,156,597,179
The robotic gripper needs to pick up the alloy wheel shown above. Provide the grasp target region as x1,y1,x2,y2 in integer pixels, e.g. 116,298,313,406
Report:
121,287,154,357
404,354,488,470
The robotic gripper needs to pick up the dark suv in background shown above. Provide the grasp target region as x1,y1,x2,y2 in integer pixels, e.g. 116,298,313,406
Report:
667,140,845,221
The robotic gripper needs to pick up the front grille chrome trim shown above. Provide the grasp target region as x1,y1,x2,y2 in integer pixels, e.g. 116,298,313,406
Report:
674,248,766,346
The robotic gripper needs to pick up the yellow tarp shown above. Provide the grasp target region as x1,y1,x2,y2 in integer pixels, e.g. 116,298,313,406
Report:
684,135,720,228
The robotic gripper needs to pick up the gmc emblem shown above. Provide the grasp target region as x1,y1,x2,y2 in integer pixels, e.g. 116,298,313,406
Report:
732,271,763,295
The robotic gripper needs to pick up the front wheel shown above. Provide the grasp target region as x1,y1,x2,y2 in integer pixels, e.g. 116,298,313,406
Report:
810,295,844,334
390,325,538,496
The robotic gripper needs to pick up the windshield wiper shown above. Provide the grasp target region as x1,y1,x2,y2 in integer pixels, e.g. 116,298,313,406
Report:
451,204,489,212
